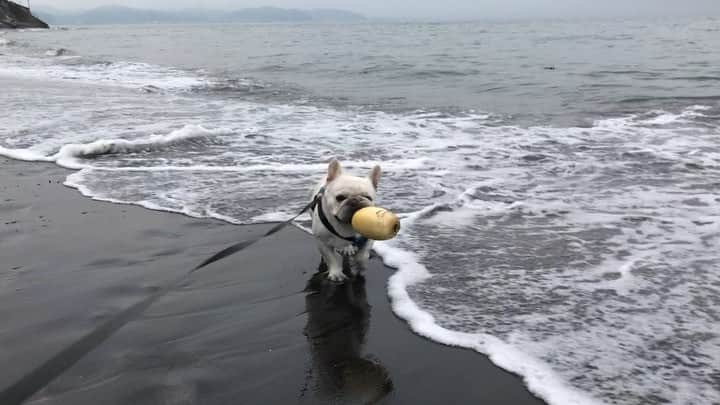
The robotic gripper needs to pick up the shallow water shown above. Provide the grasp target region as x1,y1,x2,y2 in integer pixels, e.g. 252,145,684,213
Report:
2,19,719,405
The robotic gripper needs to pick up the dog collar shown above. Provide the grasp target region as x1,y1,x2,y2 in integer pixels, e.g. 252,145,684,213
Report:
313,189,368,249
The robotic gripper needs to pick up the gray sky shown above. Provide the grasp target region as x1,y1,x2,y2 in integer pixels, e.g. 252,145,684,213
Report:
33,0,720,20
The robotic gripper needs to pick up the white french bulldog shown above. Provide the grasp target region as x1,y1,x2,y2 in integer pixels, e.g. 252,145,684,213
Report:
310,159,381,282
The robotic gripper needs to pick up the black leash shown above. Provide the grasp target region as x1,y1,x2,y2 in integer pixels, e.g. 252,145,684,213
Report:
0,193,322,405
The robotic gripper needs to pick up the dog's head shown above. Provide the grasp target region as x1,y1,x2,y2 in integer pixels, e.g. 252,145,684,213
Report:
322,159,381,224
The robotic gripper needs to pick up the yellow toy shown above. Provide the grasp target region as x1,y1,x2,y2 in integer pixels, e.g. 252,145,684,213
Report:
351,207,400,240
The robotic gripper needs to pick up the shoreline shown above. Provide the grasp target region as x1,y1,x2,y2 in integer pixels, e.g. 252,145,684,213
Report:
0,157,546,404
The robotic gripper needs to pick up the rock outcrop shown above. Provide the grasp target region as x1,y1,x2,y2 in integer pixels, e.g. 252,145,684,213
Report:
0,0,49,29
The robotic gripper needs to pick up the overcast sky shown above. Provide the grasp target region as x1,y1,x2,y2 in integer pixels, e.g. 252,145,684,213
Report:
32,0,720,20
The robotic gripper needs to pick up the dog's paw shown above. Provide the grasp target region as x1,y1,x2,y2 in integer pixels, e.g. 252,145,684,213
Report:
326,271,348,283
337,245,358,256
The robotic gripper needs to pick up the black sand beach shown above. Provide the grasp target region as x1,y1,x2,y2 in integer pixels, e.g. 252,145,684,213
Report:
0,157,545,404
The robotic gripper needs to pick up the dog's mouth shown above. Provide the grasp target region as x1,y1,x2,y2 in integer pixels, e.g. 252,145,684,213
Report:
335,196,373,224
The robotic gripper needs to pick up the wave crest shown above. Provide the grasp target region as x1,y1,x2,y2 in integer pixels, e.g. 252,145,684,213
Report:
0,125,231,168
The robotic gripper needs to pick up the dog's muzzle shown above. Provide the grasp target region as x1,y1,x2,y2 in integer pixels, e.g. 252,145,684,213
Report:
335,196,373,224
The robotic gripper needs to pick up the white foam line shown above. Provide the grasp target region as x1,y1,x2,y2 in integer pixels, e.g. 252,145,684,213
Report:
397,185,483,223
372,189,606,405
64,171,319,234
53,125,231,169
64,171,189,216
0,145,54,162
204,208,244,225
1,129,430,173
0,124,228,169
374,240,605,405
0,55,208,91
72,158,429,173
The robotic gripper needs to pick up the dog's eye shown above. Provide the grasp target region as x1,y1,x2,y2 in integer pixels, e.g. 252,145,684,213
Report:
364,195,373,201
336,195,348,203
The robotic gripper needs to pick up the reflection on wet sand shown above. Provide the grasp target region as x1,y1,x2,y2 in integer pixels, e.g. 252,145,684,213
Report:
301,268,393,405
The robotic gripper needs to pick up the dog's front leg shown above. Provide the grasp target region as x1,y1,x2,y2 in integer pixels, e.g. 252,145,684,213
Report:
318,242,346,282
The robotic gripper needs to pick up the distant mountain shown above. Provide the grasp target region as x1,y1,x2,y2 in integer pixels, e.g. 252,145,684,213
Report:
34,5,367,25
52,6,174,24
229,7,311,23
227,7,367,23
306,9,368,22
30,4,73,23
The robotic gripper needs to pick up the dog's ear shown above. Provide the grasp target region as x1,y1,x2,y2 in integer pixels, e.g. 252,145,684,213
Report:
327,159,343,183
369,165,381,189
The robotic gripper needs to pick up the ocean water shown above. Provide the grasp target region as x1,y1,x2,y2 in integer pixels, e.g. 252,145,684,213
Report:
2,19,720,405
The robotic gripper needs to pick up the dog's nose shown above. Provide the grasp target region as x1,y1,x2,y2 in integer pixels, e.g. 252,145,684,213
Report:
348,195,373,211
335,196,374,224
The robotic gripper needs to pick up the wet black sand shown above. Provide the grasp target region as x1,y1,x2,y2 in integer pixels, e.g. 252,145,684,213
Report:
0,157,546,404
